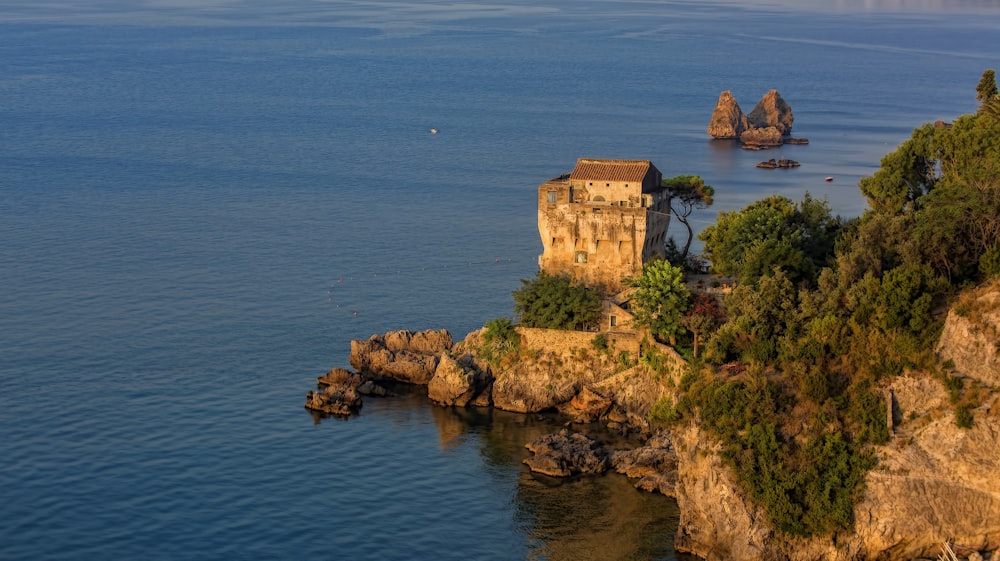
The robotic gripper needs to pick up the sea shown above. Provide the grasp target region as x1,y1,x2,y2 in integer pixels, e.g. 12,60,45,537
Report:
1,1,997,560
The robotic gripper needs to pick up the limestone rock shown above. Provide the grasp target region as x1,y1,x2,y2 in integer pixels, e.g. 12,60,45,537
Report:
747,89,794,135
427,353,492,407
610,430,678,496
739,125,783,147
935,280,1000,388
349,330,451,384
305,383,362,416
569,386,613,423
316,367,359,387
707,91,748,139
492,362,579,413
523,429,611,477
671,378,1000,561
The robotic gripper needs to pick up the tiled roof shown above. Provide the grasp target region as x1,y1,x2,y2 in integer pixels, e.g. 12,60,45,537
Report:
570,158,652,183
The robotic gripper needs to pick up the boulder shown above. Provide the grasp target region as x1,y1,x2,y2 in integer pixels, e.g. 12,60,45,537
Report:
523,429,612,477
569,386,613,423
427,353,492,407
747,89,794,135
610,431,678,496
305,384,362,416
492,363,580,413
317,367,360,387
349,330,451,384
707,91,748,139
739,125,783,147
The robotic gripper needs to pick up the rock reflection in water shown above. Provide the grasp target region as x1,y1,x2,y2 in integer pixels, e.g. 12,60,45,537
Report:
428,403,689,561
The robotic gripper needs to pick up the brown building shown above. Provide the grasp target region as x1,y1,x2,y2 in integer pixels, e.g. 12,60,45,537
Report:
537,158,671,296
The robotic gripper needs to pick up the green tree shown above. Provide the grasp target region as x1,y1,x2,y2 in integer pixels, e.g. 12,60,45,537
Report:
858,128,936,215
625,260,691,343
699,194,838,286
976,69,997,103
661,175,715,260
513,271,601,330
707,269,799,364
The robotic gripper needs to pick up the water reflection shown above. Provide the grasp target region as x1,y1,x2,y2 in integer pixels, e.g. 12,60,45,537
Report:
428,403,689,561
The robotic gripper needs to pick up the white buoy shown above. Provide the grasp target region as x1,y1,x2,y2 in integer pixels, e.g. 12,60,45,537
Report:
430,128,438,134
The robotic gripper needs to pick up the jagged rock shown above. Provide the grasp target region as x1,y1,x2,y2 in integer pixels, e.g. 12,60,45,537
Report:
317,367,360,387
935,280,1000,388
382,329,453,354
570,386,613,423
610,430,678,496
427,353,492,407
523,429,611,477
739,125,783,147
349,329,451,384
357,380,388,396
672,376,1000,561
707,91,748,139
747,89,794,135
757,158,800,169
305,384,362,416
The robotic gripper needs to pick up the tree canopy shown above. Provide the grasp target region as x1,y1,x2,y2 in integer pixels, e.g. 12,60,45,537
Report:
513,271,601,331
624,259,690,343
658,71,999,539
698,193,840,286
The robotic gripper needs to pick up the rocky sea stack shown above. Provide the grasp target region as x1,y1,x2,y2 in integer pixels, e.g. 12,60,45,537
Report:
708,89,803,148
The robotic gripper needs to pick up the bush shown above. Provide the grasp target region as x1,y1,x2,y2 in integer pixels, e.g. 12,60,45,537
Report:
980,243,1000,278
591,333,609,353
955,404,974,429
513,271,601,330
480,317,520,367
648,396,683,426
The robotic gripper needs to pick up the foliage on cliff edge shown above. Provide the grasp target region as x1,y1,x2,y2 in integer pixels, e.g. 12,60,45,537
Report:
662,73,1000,539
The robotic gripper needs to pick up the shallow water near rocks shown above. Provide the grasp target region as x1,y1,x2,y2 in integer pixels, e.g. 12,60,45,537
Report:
2,1,998,559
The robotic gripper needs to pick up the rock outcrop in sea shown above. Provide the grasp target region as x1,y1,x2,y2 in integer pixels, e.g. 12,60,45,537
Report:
708,89,801,149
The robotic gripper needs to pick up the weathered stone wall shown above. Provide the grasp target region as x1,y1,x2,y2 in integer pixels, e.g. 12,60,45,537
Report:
517,327,640,356
537,177,670,294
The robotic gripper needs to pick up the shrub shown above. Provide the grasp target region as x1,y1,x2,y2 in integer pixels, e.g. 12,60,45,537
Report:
480,317,520,367
955,404,974,429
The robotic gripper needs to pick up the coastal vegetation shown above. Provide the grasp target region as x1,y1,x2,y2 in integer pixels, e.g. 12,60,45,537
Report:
651,71,1000,538
513,271,601,331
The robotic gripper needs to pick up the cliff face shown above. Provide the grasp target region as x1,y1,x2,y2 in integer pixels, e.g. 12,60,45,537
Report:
707,91,748,139
673,376,1000,561
936,279,1000,388
675,281,1000,561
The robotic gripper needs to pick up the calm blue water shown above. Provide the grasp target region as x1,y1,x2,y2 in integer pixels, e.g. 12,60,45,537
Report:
1,1,998,559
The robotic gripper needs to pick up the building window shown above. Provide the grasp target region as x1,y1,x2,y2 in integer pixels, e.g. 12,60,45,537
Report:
547,190,557,204
610,315,617,328
575,251,588,263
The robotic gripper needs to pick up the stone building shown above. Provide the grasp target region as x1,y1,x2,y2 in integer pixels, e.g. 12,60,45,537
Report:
537,158,671,297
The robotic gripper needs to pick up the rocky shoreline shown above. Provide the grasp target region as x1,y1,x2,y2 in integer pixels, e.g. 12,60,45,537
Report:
306,321,1000,561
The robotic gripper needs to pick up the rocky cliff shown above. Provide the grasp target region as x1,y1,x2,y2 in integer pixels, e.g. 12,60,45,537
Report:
672,281,1000,561
673,373,1000,561
936,279,1000,388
